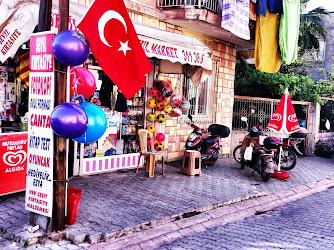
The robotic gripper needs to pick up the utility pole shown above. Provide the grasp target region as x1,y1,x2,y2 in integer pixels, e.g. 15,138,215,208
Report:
53,0,69,231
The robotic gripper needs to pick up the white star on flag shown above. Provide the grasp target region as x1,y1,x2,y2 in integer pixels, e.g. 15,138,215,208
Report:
118,40,132,56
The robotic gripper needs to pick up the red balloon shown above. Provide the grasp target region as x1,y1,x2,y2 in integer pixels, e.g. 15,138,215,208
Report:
70,67,96,99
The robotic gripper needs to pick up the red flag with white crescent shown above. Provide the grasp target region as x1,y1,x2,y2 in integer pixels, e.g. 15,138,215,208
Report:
267,88,300,133
78,0,153,99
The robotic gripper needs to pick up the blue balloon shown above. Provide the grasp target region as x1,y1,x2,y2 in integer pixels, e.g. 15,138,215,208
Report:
52,30,90,66
50,102,88,139
73,101,107,143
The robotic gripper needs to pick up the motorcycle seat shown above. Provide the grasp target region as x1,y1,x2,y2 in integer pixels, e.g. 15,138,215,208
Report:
206,136,218,145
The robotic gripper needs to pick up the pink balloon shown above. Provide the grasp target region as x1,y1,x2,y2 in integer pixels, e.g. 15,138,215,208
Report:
70,67,96,99
156,133,165,142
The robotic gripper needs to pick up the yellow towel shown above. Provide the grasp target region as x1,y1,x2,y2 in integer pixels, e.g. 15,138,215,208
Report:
254,9,281,73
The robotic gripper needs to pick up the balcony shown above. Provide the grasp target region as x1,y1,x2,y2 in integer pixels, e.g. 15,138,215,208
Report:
157,0,221,14
157,0,254,51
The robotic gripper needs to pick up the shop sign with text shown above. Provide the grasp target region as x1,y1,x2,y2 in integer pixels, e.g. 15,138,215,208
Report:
0,132,28,195
25,31,54,217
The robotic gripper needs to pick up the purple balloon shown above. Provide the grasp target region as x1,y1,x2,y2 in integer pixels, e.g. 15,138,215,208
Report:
52,30,90,66
50,102,88,139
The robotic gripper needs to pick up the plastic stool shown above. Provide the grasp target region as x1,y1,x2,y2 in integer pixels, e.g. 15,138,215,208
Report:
181,150,202,177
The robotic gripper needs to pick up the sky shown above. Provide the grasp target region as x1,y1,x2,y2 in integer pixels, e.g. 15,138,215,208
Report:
304,0,334,12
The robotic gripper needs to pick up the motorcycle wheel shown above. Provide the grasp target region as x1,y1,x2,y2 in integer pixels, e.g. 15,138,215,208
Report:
280,148,297,170
233,145,242,164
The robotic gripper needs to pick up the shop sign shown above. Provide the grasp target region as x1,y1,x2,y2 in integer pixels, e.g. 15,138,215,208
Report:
0,2,39,63
25,31,54,218
51,11,79,33
0,132,28,195
139,36,212,71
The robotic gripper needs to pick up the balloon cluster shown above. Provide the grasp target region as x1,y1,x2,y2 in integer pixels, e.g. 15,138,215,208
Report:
50,30,107,143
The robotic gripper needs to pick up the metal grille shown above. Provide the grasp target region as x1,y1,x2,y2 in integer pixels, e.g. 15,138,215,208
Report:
182,76,214,123
233,97,309,131
157,0,222,13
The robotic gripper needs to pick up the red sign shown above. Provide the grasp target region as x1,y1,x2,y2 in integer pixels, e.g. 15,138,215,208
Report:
0,132,28,195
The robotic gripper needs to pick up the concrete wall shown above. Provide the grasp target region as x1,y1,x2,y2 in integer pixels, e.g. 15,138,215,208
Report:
300,14,334,81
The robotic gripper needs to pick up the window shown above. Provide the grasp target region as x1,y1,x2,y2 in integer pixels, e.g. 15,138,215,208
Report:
182,76,212,118
304,38,326,61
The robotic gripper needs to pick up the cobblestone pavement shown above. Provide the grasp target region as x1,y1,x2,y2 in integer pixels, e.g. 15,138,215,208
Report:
0,156,333,249
156,186,334,250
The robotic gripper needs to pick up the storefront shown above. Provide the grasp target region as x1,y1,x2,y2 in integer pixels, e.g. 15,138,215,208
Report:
75,23,213,176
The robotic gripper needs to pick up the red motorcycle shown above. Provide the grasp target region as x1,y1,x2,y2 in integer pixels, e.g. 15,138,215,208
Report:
185,115,230,167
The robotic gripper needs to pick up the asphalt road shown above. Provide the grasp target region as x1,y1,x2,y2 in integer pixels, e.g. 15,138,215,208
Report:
157,187,334,250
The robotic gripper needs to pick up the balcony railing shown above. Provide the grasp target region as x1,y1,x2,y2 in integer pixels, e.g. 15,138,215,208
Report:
157,0,221,14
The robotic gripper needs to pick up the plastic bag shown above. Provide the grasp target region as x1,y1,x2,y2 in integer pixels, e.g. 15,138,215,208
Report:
244,146,253,161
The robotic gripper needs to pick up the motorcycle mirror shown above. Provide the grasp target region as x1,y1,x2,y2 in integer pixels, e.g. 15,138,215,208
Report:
241,117,248,122
188,114,193,121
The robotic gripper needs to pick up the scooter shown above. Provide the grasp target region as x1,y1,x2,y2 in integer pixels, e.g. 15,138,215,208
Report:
185,114,230,167
233,117,301,170
240,124,276,181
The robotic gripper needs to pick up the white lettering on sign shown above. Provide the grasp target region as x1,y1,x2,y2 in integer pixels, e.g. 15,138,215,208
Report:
35,37,47,53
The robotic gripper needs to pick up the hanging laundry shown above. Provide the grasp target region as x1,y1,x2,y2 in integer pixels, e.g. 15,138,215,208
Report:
254,9,281,73
269,0,283,14
279,0,300,65
249,1,256,20
257,0,267,16
221,0,250,40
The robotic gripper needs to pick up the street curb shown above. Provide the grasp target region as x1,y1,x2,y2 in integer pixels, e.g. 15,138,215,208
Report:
89,177,334,249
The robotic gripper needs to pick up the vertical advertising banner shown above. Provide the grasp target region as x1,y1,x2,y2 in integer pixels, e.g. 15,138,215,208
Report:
25,32,54,217
0,132,28,195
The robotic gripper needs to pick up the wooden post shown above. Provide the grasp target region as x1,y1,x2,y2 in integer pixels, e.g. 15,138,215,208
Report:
38,0,52,32
53,0,69,231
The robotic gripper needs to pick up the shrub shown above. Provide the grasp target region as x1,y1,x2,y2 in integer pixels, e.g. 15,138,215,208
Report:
315,140,333,158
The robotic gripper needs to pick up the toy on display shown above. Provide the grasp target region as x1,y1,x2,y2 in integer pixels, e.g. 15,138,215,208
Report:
169,107,182,117
156,133,165,142
157,95,169,103
146,112,156,122
164,105,172,113
70,67,96,99
149,87,159,97
155,102,165,111
179,100,190,111
50,100,88,139
52,30,90,66
146,125,155,133
156,114,166,123
154,79,173,97
154,141,164,151
147,99,156,109
170,94,183,107
72,95,107,143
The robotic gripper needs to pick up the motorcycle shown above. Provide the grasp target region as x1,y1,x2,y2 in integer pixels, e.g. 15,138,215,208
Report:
233,118,302,170
185,114,230,167
239,124,276,181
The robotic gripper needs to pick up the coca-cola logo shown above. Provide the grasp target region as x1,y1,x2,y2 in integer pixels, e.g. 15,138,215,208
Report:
271,113,282,121
3,150,27,167
288,114,297,122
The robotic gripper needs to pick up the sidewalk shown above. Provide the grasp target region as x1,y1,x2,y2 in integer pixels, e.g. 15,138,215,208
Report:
1,156,334,248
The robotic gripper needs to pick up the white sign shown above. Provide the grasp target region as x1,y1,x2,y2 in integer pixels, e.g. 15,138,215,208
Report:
138,36,213,71
25,31,54,218
0,2,39,63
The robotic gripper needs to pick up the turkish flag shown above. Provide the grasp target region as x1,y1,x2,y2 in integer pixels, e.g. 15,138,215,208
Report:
267,88,300,134
78,0,153,99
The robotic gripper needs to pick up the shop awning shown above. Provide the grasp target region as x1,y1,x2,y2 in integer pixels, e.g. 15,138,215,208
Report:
134,23,212,71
